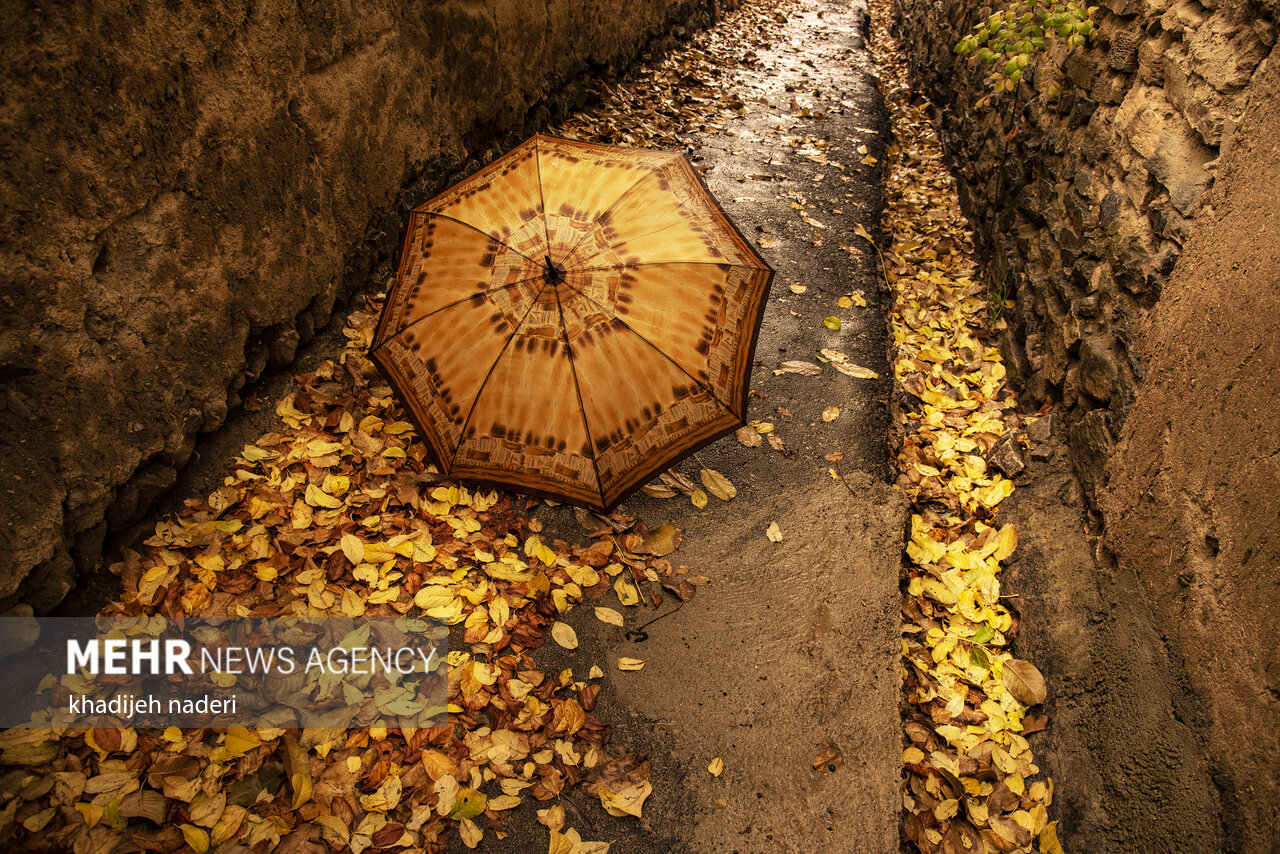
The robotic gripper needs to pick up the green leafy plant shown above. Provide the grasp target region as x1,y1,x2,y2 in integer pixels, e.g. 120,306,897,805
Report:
955,1,1097,92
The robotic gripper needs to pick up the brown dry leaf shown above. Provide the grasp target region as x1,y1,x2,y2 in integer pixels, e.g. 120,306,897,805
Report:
812,744,843,771
699,468,737,501
774,360,822,376
820,347,880,379
1003,658,1048,706
735,426,763,447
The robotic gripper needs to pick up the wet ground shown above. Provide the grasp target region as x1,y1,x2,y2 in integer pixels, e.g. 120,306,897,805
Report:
462,1,906,850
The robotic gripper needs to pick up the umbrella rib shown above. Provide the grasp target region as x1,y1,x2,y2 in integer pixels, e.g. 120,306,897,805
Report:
575,260,766,272
448,281,553,472
560,281,740,417
370,277,545,354
550,285,607,508
534,138,552,257
420,211,540,267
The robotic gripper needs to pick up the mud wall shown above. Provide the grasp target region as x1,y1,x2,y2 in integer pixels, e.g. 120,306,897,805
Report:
0,0,727,610
888,0,1279,848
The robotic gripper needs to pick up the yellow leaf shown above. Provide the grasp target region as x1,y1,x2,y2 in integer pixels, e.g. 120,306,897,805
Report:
221,726,261,759
699,468,737,501
765,522,783,542
459,817,483,848
707,756,724,777
340,534,364,565
594,607,624,627
550,622,578,650
993,524,1018,561
691,489,708,509
617,658,646,671
822,406,840,422
487,794,521,811
305,483,342,508
837,295,853,309
853,223,875,243
1040,821,1065,854
823,316,842,331
179,824,210,854
789,284,808,294
614,578,639,607
449,788,488,821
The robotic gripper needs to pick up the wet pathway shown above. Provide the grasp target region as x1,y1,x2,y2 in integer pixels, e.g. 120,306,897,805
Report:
465,1,904,851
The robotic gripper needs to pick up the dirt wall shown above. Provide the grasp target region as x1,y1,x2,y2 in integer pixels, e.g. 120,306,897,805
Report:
0,0,726,610
887,0,1280,848
1102,51,1280,849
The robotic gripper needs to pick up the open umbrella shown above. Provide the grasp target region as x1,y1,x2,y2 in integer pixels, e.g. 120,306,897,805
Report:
371,134,773,511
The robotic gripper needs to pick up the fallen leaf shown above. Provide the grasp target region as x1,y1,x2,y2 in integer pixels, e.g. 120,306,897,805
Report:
765,522,783,542
822,405,840,421
735,427,763,447
823,316,842,331
690,489,708,509
774,360,822,376
594,607,624,627
700,468,737,501
449,788,488,821
180,825,210,854
1003,658,1048,706
617,658,647,671
789,284,808,294
551,622,579,650
638,523,681,556
812,744,843,771
708,756,724,777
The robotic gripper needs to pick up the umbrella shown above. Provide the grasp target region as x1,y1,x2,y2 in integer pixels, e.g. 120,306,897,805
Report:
371,134,773,511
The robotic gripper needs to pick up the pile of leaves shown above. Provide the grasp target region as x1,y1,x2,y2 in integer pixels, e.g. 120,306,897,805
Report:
866,3,1066,853
0,306,700,853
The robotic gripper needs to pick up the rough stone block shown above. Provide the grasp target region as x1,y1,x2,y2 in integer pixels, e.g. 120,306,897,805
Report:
1188,14,1270,90
1080,335,1121,402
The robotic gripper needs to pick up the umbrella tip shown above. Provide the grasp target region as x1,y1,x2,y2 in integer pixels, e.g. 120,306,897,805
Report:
544,254,564,286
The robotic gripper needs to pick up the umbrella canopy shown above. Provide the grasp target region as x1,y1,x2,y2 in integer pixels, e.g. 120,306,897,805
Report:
371,134,773,511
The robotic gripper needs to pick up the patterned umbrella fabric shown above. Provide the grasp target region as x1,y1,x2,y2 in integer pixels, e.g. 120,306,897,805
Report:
371,134,773,511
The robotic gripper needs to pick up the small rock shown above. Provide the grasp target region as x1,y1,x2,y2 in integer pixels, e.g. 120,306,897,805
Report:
988,432,1026,478
1027,413,1054,444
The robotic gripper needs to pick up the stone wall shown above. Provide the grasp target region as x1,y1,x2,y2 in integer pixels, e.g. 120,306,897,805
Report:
0,0,728,610
889,0,1275,502
888,0,1279,847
